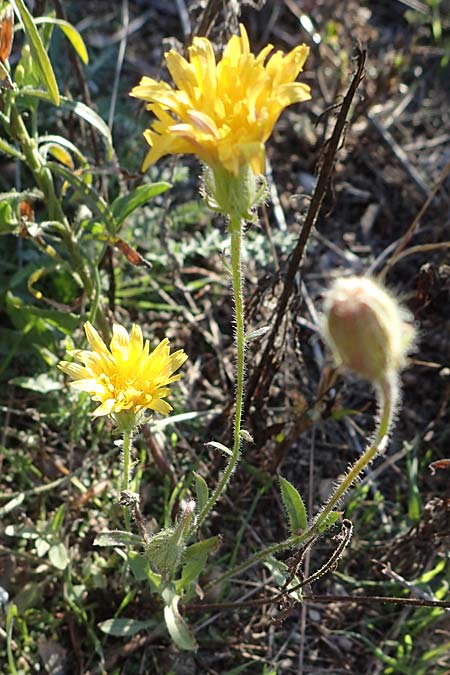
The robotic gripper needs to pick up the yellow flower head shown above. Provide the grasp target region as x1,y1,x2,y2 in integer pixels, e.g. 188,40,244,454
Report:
59,322,187,418
130,24,310,176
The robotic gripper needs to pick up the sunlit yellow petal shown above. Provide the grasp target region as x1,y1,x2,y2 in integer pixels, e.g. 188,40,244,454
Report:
59,323,187,419
92,399,116,417
130,24,310,176
149,398,173,415
84,322,109,357
58,362,89,380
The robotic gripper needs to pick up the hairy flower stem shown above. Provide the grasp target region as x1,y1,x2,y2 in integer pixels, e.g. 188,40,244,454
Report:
205,373,398,591
122,427,132,492
121,427,133,530
196,215,245,530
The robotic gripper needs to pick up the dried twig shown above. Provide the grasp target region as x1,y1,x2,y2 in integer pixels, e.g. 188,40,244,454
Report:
245,48,366,410
378,159,450,281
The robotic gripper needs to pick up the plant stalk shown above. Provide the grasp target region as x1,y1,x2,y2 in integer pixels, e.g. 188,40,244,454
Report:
205,372,398,591
196,216,245,529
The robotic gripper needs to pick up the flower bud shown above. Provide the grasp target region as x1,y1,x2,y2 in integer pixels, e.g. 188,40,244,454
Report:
145,528,183,576
145,501,196,576
202,163,266,223
322,276,414,383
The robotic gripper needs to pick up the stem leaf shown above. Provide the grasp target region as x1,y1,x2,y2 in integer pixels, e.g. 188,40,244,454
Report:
193,472,208,513
10,0,60,105
317,511,342,533
205,440,232,457
111,182,171,226
94,530,143,548
59,97,113,160
279,476,308,534
34,17,89,64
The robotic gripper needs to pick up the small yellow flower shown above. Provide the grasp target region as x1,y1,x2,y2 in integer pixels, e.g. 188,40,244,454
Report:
130,24,310,176
59,322,187,418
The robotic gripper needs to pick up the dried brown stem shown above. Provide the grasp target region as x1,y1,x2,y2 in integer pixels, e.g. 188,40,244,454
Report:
245,48,366,410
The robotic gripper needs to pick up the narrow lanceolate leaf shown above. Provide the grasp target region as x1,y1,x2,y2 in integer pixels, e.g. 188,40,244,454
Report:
205,441,232,457
111,182,171,226
279,476,308,535
59,97,113,160
193,472,208,513
10,0,60,106
47,162,116,233
34,17,89,64
94,530,143,548
0,138,25,160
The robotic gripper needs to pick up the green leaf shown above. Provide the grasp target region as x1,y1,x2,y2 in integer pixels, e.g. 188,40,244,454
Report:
38,134,89,167
35,537,51,557
193,472,208,513
317,511,343,533
279,476,308,534
111,182,171,226
34,17,89,64
263,556,302,602
59,97,113,160
47,162,116,232
177,536,220,593
94,530,143,548
127,551,161,590
10,373,62,393
6,300,80,335
162,587,198,652
10,0,60,105
0,138,25,161
98,618,156,637
0,493,25,517
239,429,254,443
127,552,150,581
48,542,69,570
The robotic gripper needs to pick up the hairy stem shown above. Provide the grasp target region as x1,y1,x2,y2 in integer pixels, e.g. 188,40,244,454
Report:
205,372,398,591
122,427,132,493
196,216,245,529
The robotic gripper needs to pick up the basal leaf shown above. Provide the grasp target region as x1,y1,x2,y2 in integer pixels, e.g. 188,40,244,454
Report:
162,587,198,652
98,617,156,637
177,536,220,593
48,542,69,570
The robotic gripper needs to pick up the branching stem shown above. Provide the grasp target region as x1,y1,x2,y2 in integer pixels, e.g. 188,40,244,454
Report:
205,372,398,591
